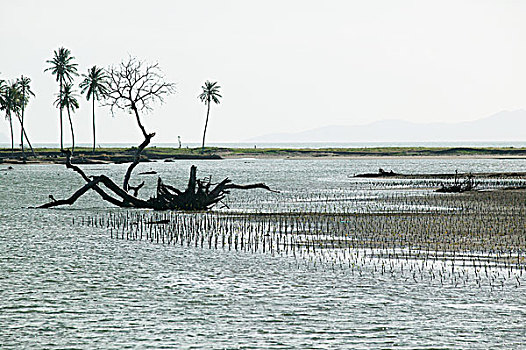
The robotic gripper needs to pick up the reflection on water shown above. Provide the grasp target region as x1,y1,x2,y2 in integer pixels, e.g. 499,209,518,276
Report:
1,158,525,348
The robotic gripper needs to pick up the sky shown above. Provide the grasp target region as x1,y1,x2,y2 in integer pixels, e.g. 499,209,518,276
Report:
0,0,525,145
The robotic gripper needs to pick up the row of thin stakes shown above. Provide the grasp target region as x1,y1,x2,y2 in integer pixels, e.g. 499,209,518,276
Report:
83,211,311,256
80,188,526,288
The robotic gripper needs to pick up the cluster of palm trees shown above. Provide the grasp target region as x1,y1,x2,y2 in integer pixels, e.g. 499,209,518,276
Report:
45,47,107,154
44,47,222,155
1,47,107,158
0,74,36,158
3,47,223,158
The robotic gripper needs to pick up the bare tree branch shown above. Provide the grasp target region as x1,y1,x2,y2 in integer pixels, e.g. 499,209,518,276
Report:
103,56,175,119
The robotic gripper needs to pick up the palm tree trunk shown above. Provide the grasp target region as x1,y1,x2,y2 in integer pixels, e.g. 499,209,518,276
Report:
67,107,75,155
59,78,63,150
16,113,35,157
20,80,26,159
8,112,14,156
92,98,96,153
22,126,35,157
21,104,26,160
201,100,211,153
18,116,37,157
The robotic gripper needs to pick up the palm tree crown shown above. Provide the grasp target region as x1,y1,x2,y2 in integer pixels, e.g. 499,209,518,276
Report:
1,81,21,116
0,81,22,154
80,65,108,153
17,76,35,107
198,81,222,105
55,83,79,112
80,66,108,101
45,47,78,150
45,47,78,83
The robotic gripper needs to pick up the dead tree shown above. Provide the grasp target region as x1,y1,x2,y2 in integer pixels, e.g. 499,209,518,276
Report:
38,151,276,210
38,57,277,210
103,56,176,194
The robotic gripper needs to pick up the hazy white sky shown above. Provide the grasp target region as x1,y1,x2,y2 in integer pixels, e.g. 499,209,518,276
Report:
1,0,525,144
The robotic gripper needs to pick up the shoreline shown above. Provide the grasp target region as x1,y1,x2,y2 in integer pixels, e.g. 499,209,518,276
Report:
220,154,526,160
1,146,526,164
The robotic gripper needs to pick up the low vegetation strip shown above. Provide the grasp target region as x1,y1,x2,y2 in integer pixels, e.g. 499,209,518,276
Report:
218,146,526,158
1,146,526,164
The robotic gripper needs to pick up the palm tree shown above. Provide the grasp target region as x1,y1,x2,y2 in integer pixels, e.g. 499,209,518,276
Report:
198,81,222,153
16,75,36,158
0,81,21,155
45,47,78,150
0,77,6,117
0,78,7,151
55,83,79,154
80,66,108,153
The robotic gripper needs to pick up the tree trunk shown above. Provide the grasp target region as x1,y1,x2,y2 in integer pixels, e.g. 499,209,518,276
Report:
39,161,277,211
122,132,153,192
92,98,96,153
38,174,150,209
132,103,148,139
122,105,153,193
21,90,25,160
59,78,63,150
8,112,14,156
15,113,36,157
67,107,75,155
201,98,211,153
38,138,277,211
22,126,35,157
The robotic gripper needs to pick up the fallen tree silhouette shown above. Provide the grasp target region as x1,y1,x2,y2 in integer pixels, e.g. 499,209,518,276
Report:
39,150,277,210
38,57,277,210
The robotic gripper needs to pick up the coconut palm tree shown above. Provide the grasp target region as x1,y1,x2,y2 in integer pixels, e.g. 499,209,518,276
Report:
16,75,36,158
55,83,79,154
0,78,7,151
0,81,21,155
80,66,108,153
198,81,222,153
45,47,78,150
0,77,6,120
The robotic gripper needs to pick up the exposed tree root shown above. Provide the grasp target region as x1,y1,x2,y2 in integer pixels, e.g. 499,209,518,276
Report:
148,166,278,210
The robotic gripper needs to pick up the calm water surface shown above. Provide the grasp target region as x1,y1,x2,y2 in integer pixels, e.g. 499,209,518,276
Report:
1,158,525,349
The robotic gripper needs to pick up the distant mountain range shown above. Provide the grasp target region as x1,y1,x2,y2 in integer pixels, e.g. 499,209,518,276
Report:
249,110,526,142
